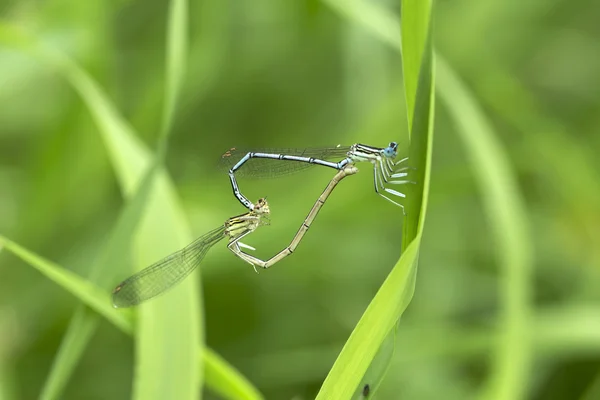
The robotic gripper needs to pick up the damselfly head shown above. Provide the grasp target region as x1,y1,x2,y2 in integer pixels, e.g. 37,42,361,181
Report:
253,198,271,215
382,142,398,159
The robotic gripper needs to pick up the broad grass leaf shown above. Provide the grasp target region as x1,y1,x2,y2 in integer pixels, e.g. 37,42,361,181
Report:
0,235,264,400
323,1,534,399
316,0,435,397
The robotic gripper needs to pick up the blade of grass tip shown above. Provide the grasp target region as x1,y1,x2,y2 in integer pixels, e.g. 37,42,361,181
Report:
323,2,533,399
0,235,264,400
436,57,532,400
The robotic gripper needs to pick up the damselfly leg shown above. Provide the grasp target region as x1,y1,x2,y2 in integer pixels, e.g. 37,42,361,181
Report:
228,165,358,270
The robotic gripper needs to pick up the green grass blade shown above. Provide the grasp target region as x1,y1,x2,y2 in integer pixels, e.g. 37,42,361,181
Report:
315,238,421,398
402,6,435,245
203,349,265,400
242,306,600,387
322,1,533,398
0,21,200,400
40,161,158,400
40,307,100,400
351,329,396,398
128,1,200,399
0,235,264,400
0,21,262,400
316,2,435,398
401,0,433,132
161,0,187,146
0,235,134,335
56,29,199,400
436,58,532,400
324,0,400,50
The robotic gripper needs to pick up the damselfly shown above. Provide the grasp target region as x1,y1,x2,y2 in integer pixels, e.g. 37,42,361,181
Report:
112,198,271,308
220,142,413,213
231,164,358,268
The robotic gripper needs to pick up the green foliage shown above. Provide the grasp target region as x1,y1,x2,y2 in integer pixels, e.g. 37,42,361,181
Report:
0,0,598,399
0,235,262,400
436,59,532,400
0,235,134,334
316,0,434,397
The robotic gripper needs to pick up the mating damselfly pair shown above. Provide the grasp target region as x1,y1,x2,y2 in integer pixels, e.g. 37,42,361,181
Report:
112,142,412,308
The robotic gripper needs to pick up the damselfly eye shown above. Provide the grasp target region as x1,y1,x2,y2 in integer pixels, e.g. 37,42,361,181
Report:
383,142,398,158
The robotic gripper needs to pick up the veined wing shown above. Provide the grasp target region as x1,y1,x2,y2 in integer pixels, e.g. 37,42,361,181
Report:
112,226,225,308
219,146,351,178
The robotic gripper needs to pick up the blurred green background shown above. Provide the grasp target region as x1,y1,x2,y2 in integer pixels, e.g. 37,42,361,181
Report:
1,0,600,399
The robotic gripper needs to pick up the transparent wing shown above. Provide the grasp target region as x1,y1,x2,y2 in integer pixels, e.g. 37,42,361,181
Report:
112,226,225,308
219,146,351,178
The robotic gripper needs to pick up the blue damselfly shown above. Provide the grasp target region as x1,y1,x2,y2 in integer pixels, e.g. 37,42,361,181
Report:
220,142,412,213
